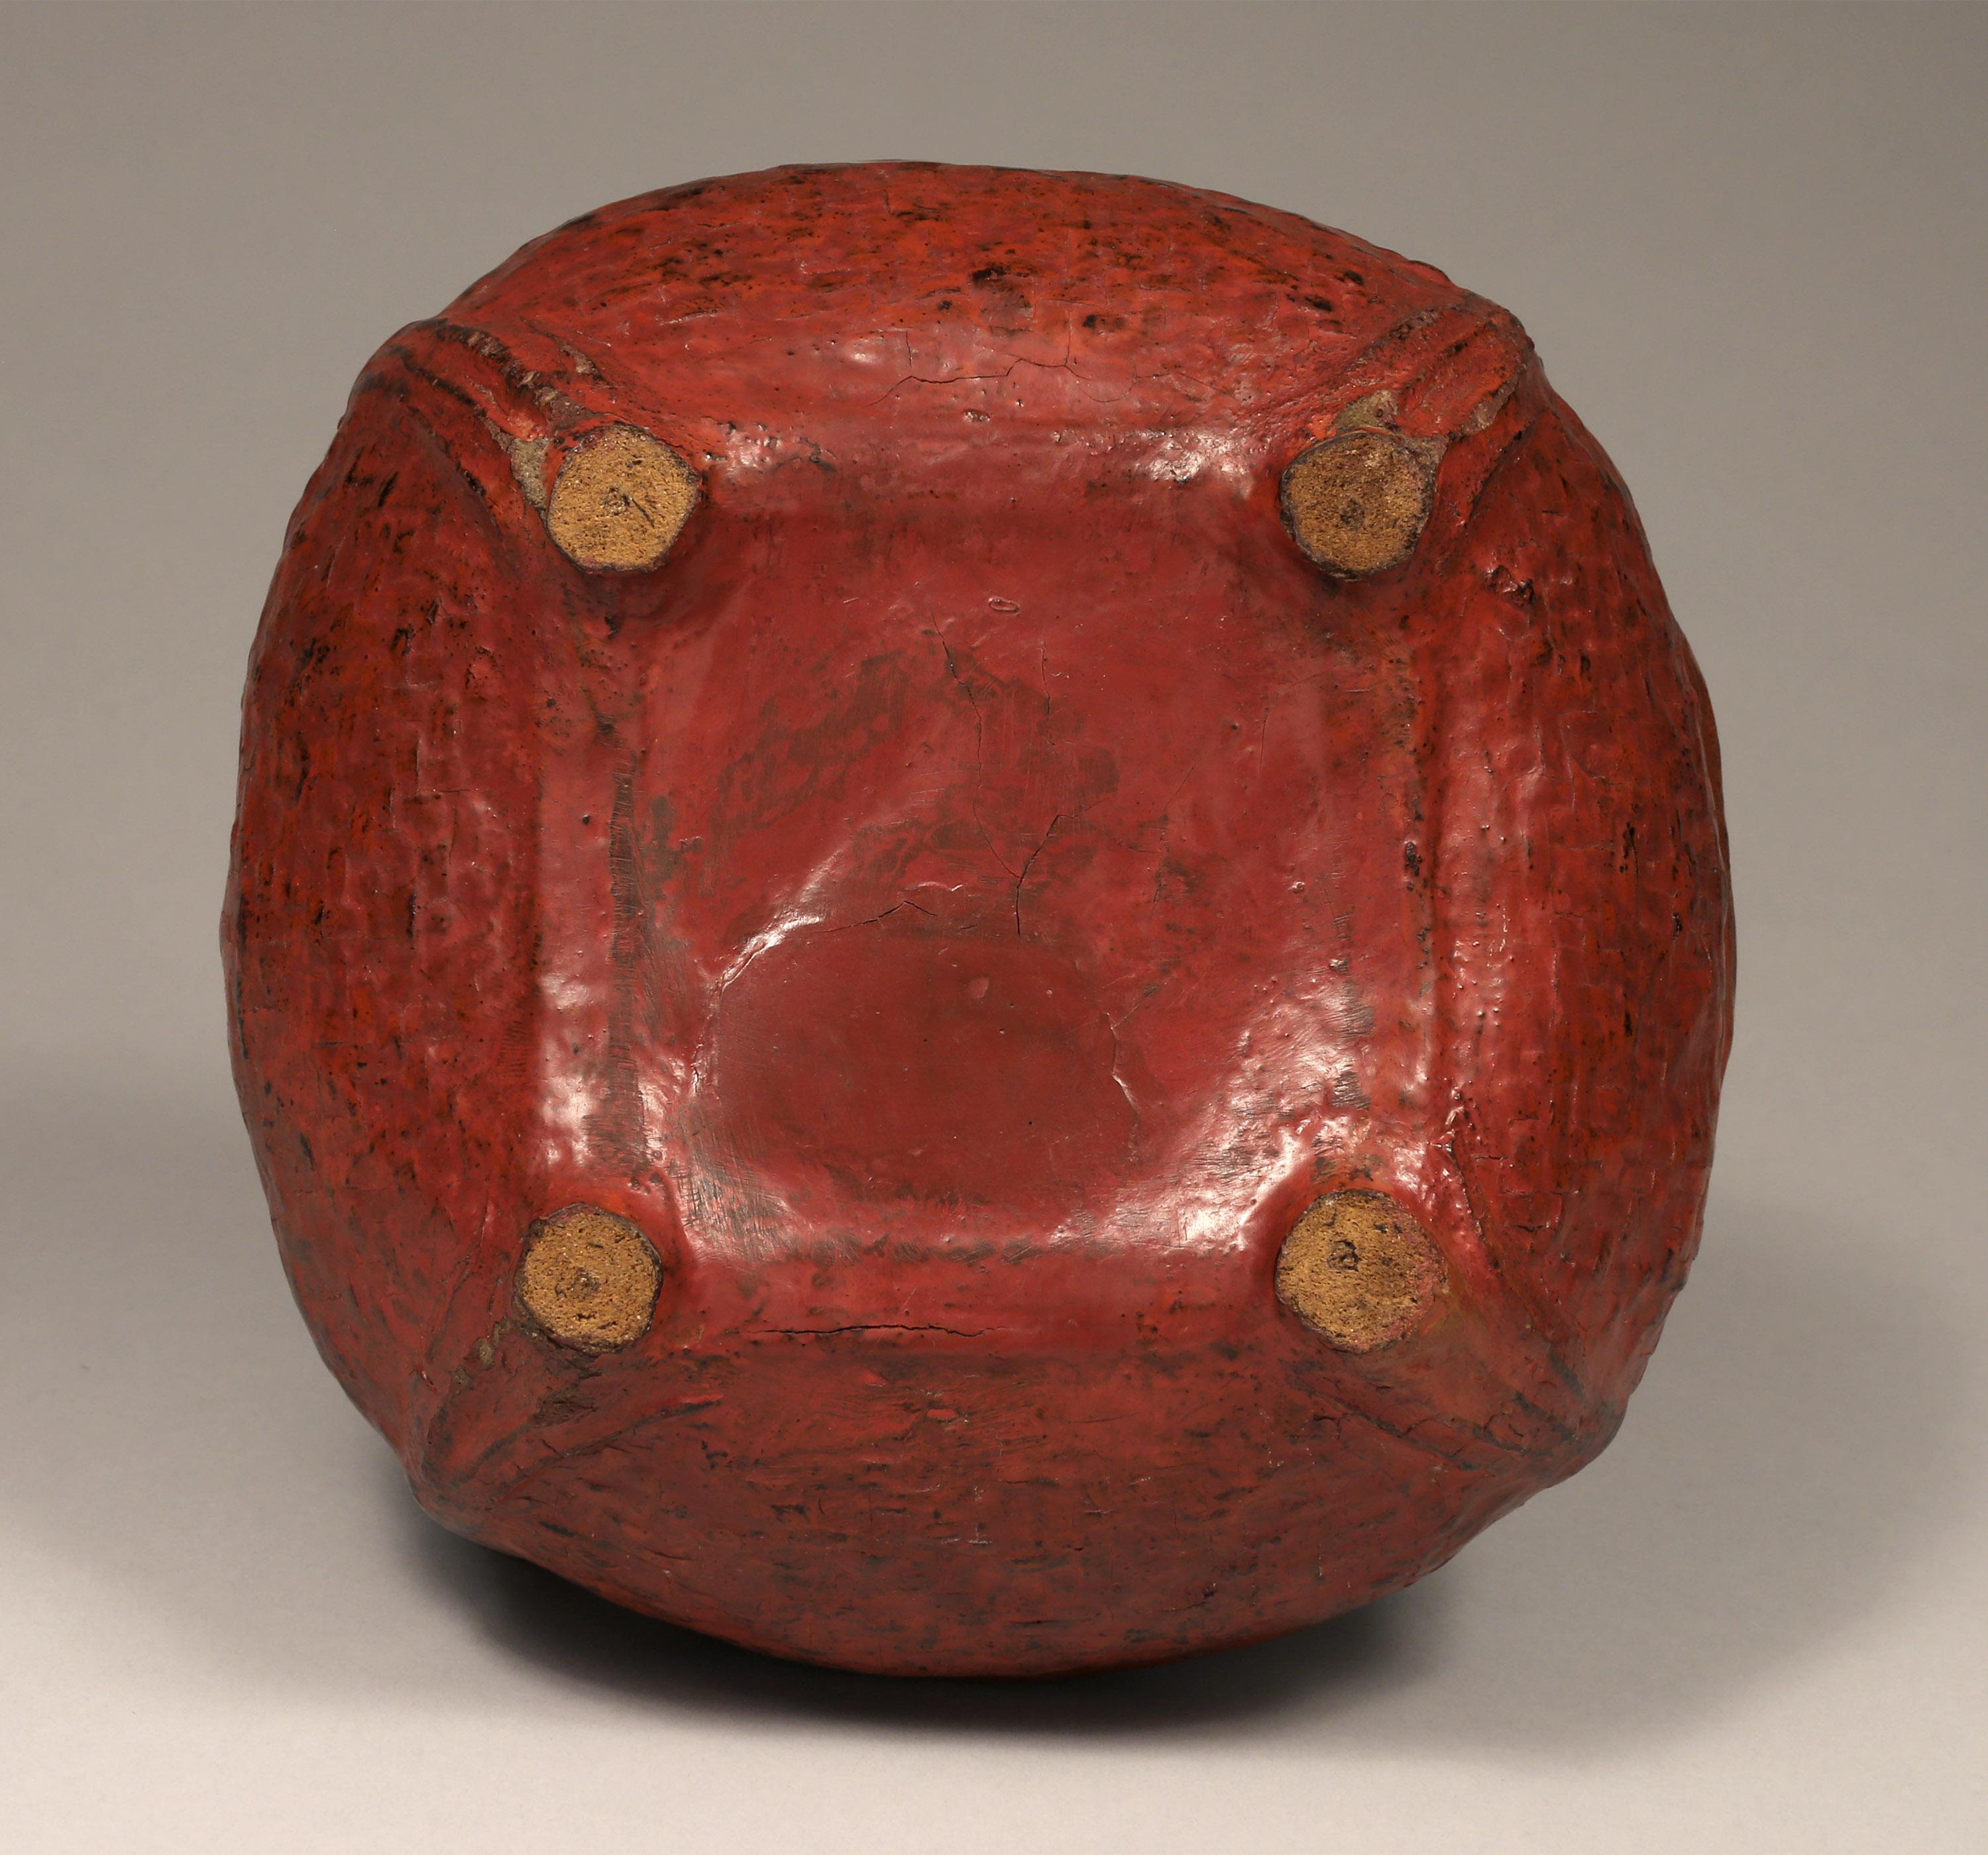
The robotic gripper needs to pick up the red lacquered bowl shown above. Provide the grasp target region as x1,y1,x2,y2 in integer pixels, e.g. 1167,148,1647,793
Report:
225,163,1733,1676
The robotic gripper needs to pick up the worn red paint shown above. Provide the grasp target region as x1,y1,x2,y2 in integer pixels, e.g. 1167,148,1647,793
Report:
225,164,1733,1675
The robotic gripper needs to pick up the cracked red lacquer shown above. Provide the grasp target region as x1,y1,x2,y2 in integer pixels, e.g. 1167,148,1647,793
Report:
225,162,1732,1675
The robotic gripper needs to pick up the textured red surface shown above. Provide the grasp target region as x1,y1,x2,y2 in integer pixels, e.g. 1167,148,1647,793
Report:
225,163,1733,1675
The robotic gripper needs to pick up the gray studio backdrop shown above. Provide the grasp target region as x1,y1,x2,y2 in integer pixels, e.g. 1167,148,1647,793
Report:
1,5,1982,1853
